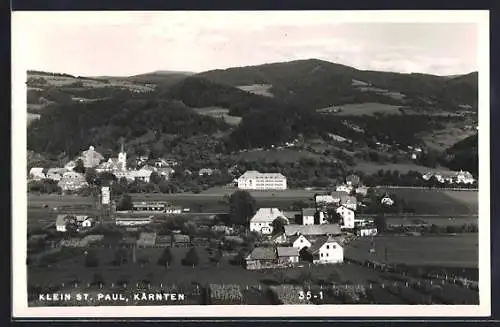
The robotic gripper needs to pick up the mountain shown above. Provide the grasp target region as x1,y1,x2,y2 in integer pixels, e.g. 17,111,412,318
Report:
441,133,478,176
126,71,194,87
198,59,478,111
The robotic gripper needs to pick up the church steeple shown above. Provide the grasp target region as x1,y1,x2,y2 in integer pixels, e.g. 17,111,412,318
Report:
118,139,127,171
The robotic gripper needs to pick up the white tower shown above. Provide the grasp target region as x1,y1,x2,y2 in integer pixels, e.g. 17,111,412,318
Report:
118,142,127,171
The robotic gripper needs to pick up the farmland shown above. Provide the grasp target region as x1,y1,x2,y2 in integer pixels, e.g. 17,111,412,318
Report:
376,188,478,215
317,102,404,116
345,234,478,268
192,107,242,126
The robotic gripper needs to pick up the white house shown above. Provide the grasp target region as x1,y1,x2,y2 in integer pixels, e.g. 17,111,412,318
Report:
290,234,312,251
310,236,344,264
301,208,316,225
29,167,46,180
314,191,347,206
237,171,287,190
79,145,105,168
336,184,353,193
56,215,68,232
277,247,299,264
456,170,475,184
46,168,67,181
381,196,395,207
301,208,327,225
249,208,288,234
57,171,88,191
340,194,358,211
358,227,378,237
128,167,154,182
336,206,355,229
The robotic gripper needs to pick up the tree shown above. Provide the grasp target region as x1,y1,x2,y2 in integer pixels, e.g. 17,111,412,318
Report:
182,247,199,268
325,208,343,224
157,247,173,268
149,171,162,184
116,194,133,211
112,248,128,266
374,215,387,233
85,168,98,185
73,159,86,174
228,190,257,226
299,247,313,263
271,217,288,235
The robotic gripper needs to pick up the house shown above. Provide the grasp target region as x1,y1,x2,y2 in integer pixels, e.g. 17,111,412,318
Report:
270,232,288,244
289,234,312,250
245,247,277,270
314,191,346,206
301,208,327,225
156,167,175,180
355,186,368,196
132,201,167,213
381,195,395,207
46,168,67,181
340,194,358,211
165,206,182,214
173,234,191,247
456,170,475,184
79,145,105,168
309,236,344,264
336,184,353,193
336,206,355,229
29,167,46,180
115,216,152,226
212,225,234,235
128,166,154,182
56,215,69,232
249,208,288,234
284,224,342,237
57,172,88,191
64,160,77,171
346,174,361,186
277,247,299,264
136,232,157,247
198,168,215,176
301,208,316,225
154,158,178,168
358,227,378,237
56,214,92,232
136,155,149,167
237,170,287,190
156,235,173,247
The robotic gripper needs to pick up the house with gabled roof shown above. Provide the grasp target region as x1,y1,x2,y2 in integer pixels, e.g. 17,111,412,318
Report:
29,167,46,181
340,194,358,211
284,224,341,237
249,208,288,235
308,235,344,264
245,247,277,270
277,246,299,264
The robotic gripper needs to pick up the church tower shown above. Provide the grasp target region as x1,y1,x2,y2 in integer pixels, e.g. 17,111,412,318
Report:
118,141,127,171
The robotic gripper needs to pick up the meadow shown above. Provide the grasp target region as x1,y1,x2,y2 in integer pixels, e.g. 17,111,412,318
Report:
345,234,479,268
377,188,478,215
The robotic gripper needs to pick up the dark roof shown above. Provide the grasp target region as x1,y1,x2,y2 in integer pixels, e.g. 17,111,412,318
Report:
302,208,317,217
284,224,341,236
246,247,276,261
277,247,299,257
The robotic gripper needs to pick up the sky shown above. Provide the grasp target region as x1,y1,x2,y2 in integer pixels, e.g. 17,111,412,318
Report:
12,11,482,77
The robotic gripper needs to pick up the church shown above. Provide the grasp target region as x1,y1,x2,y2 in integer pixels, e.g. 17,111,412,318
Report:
95,143,127,173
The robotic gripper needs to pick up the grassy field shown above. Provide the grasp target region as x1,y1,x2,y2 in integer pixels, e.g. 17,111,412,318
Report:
234,148,322,163
317,102,403,116
345,234,478,268
236,84,274,97
354,161,452,175
378,188,478,215
193,107,242,126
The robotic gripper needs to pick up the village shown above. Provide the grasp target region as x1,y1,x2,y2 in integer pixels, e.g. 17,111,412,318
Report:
26,144,479,306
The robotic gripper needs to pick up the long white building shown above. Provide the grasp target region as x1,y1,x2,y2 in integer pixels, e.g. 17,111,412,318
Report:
237,170,287,190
